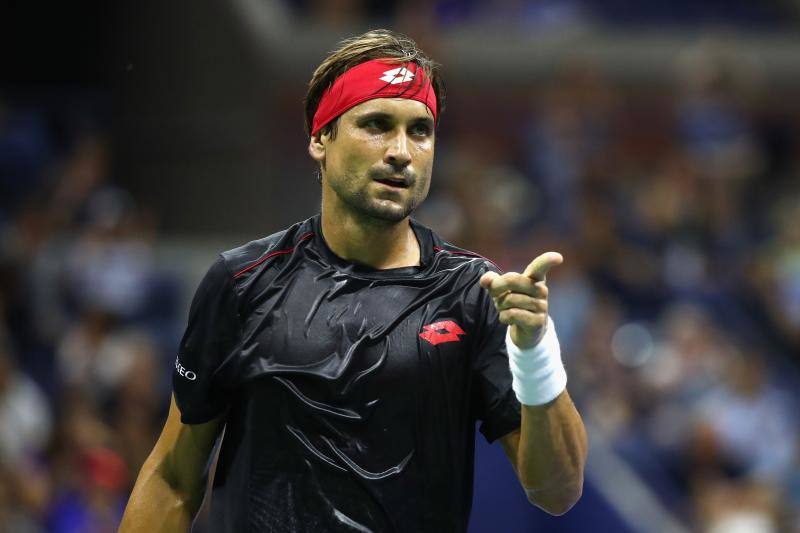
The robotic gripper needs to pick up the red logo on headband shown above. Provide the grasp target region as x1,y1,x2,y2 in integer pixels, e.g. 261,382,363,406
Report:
311,59,437,136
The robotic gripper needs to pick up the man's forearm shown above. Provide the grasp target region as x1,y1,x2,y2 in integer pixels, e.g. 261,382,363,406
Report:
517,390,587,515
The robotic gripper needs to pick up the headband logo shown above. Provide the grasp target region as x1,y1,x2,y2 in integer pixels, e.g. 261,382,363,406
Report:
379,67,414,85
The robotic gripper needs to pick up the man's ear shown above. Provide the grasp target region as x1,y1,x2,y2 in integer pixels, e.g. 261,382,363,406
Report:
308,132,326,164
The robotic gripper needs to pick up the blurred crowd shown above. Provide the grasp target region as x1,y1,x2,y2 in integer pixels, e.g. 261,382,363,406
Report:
281,0,795,30
0,98,179,531
2,18,800,533
415,43,800,531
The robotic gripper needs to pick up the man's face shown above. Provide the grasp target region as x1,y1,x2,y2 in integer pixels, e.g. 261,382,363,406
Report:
310,98,435,223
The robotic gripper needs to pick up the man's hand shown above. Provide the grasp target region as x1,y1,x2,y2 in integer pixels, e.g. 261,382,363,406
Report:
482,251,587,515
479,252,563,350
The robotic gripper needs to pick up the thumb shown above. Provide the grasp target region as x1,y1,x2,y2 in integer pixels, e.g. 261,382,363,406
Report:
522,251,564,281
479,271,500,289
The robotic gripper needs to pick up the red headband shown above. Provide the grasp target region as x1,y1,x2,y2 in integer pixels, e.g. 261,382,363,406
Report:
311,58,437,136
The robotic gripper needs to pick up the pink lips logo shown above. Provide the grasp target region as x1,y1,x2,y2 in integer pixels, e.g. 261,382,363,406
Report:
419,320,466,346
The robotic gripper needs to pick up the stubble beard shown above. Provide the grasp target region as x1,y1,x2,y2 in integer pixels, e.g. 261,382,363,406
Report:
331,176,426,226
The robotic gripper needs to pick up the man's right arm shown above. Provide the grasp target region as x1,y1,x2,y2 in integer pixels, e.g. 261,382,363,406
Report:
119,394,223,532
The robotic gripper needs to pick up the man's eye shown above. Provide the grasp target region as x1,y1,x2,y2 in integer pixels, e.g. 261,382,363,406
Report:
363,118,389,130
410,124,432,136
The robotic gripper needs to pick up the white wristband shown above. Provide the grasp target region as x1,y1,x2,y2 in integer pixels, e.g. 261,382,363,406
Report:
506,316,567,406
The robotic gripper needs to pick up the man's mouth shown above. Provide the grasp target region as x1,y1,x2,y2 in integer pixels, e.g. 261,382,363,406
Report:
374,176,410,189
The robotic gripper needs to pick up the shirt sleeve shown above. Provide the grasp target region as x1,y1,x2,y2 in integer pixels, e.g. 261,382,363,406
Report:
173,255,241,424
470,263,522,443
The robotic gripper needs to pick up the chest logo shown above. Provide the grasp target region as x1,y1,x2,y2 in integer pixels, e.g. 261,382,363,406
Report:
419,320,466,346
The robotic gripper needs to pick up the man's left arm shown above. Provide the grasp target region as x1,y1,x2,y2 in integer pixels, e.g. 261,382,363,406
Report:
480,252,588,515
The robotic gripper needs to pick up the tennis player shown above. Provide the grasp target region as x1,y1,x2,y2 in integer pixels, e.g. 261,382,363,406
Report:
120,29,587,532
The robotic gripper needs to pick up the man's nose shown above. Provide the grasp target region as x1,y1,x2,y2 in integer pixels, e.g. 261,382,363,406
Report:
384,130,411,169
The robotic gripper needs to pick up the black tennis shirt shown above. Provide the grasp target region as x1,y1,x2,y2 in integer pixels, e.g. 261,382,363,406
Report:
173,214,521,532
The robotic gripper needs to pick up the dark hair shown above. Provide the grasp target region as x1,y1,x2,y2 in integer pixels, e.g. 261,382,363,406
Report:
304,29,446,139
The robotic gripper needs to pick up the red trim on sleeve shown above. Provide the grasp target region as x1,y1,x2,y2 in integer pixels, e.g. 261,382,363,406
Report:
233,232,315,279
433,246,500,270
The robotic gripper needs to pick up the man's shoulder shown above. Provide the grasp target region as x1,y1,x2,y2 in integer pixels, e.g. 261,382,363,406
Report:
417,221,502,274
219,216,316,280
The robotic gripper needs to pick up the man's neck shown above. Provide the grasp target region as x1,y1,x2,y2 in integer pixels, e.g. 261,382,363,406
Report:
320,201,421,270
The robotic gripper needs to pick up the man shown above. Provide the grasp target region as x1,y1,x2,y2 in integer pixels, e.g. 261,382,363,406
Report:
120,29,587,532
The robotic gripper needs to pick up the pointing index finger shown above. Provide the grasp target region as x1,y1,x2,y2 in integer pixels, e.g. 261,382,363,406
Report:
522,251,564,281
